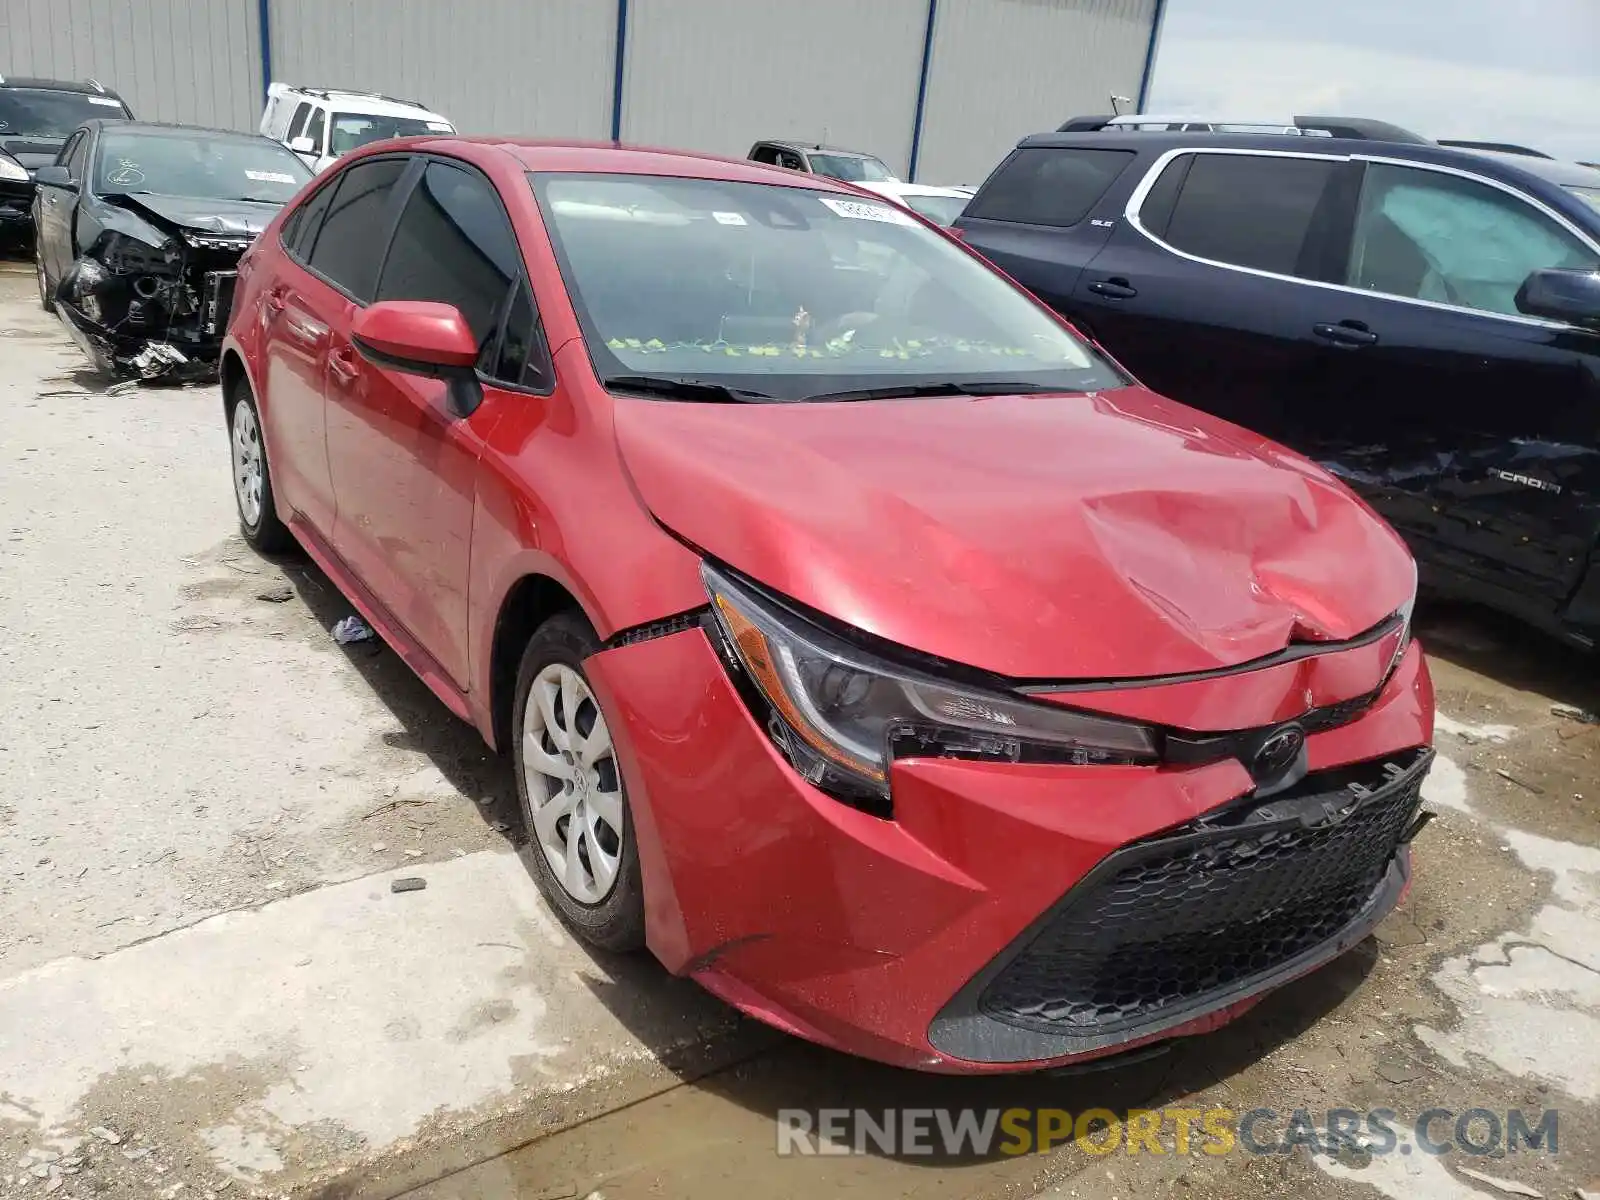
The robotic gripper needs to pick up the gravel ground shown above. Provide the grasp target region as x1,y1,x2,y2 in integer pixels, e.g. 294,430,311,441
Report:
0,253,1596,1200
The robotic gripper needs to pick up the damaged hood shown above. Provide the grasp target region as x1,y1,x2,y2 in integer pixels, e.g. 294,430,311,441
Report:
613,386,1415,680
112,193,278,237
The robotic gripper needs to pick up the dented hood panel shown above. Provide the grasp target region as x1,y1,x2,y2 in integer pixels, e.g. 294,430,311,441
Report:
116,192,277,236
613,387,1416,680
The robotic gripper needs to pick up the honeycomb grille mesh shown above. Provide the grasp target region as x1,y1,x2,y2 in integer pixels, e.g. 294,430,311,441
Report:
979,756,1426,1034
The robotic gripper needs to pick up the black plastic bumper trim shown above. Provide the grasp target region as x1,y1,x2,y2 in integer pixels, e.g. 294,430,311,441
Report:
926,748,1431,1065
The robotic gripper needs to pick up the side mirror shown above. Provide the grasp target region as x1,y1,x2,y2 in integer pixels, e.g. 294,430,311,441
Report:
1515,268,1600,327
289,136,316,154
34,165,76,190
352,301,478,378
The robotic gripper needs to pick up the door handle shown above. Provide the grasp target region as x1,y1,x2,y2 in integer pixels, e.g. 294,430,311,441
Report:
1088,278,1138,300
1313,321,1379,347
328,346,360,384
264,287,288,315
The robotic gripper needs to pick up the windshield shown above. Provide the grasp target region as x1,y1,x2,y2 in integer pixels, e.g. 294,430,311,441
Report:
0,89,130,139
96,131,312,202
532,172,1125,402
329,113,453,156
807,153,896,183
1566,184,1600,216
901,193,969,227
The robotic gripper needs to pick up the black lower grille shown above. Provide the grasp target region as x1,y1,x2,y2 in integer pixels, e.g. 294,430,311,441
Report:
979,748,1431,1036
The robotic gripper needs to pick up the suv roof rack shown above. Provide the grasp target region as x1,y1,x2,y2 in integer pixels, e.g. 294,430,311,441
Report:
293,84,429,109
1436,139,1552,159
1056,113,1432,144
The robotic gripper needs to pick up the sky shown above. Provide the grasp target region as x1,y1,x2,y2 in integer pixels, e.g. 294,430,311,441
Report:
1146,0,1600,163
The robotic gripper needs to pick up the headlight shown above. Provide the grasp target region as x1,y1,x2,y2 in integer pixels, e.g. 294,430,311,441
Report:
702,563,1158,805
1385,557,1419,682
100,232,181,275
0,155,29,183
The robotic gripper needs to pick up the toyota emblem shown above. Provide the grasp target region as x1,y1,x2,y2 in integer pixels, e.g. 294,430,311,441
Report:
1253,725,1305,778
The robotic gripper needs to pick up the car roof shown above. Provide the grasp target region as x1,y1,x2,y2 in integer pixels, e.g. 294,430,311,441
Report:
322,93,450,122
0,76,126,100
757,139,879,158
272,84,449,124
91,120,282,142
362,137,878,191
1024,128,1594,187
1455,148,1600,188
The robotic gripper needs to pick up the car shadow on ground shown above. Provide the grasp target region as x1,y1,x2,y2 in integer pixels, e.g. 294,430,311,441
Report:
1416,596,1600,713
565,935,1379,1169
263,549,523,836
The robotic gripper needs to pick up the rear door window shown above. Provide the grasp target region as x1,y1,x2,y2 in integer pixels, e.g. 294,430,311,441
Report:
287,102,312,141
1155,152,1340,277
306,157,408,299
964,147,1134,228
284,176,337,260
1346,162,1598,316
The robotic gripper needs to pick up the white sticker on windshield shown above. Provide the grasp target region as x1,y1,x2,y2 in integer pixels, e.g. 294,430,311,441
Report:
818,196,916,226
425,121,453,132
712,211,747,226
88,97,124,107
245,169,297,183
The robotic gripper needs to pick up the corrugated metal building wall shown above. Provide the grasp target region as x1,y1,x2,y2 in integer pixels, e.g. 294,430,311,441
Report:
2,0,1159,186
918,0,1160,183
0,0,262,131
620,0,927,174
265,0,617,140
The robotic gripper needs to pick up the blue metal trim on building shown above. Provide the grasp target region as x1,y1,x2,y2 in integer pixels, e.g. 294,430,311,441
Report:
610,0,630,142
257,0,274,105
1136,0,1167,112
906,0,939,182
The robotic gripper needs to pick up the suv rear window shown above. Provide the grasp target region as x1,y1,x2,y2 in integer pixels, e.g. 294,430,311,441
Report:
1151,153,1340,277
964,148,1133,228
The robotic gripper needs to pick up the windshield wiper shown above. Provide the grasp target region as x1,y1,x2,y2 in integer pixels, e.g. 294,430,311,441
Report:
602,375,778,404
799,380,1071,403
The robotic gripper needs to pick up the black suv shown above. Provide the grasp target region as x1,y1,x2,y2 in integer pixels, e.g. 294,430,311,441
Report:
956,120,1600,648
0,76,133,244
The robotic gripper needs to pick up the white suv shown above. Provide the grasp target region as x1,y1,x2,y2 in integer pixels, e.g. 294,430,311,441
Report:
259,83,455,173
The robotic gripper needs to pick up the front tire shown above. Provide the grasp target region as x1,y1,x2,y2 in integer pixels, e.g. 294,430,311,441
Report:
229,380,293,554
36,251,55,313
512,611,645,952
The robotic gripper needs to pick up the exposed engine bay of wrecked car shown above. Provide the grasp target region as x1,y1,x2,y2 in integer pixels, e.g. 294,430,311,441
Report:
56,197,262,380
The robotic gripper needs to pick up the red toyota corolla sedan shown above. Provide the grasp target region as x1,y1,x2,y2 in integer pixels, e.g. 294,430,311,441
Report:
221,138,1435,1073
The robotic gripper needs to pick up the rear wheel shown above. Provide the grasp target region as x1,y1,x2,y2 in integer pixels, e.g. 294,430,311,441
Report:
512,612,645,951
35,251,54,314
229,380,293,554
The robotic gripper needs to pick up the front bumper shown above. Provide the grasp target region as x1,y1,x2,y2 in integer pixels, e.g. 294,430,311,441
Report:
583,626,1434,1072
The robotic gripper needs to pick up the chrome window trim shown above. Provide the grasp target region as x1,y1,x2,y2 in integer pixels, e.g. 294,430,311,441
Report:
1121,145,1600,333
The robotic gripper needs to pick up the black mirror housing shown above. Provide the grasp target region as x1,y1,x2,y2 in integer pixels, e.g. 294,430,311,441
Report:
33,165,76,190
1516,268,1600,327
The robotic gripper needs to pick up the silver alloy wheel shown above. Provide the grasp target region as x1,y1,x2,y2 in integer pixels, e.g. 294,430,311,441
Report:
521,663,624,904
232,400,264,527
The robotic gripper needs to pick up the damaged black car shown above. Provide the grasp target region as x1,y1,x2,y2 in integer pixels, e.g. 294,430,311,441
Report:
32,121,311,379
